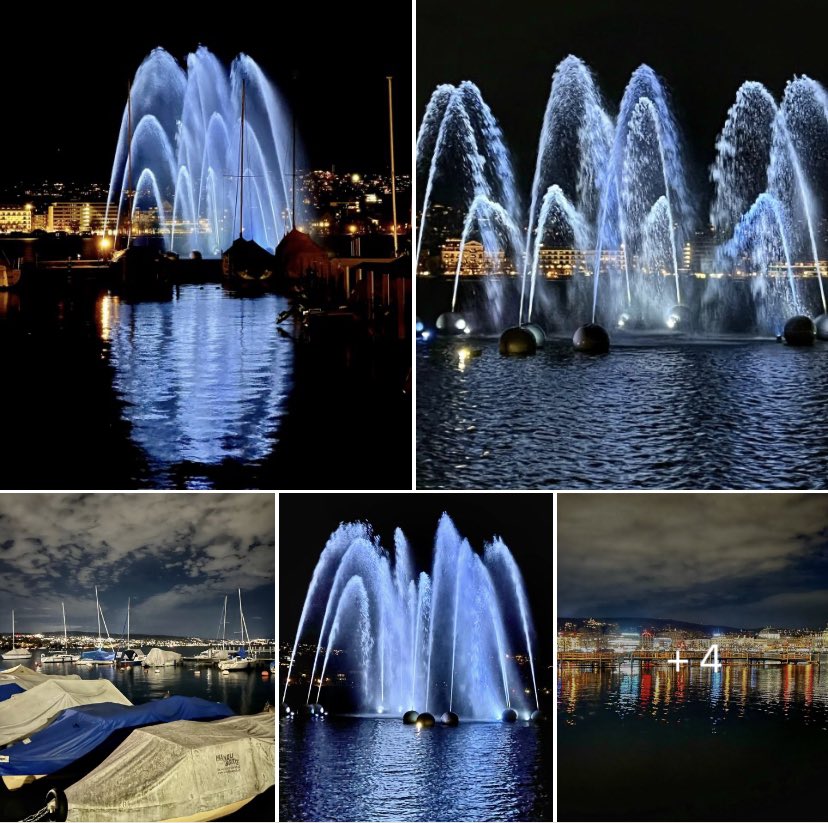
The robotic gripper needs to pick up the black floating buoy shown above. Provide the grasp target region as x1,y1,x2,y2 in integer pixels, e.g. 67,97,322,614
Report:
573,323,610,353
814,313,828,340
501,708,518,723
530,710,546,722
666,304,692,330
521,322,546,347
299,704,315,717
783,315,816,346
46,787,69,823
499,326,536,355
436,311,469,335
280,703,292,717
440,711,460,726
402,710,419,724
416,712,435,727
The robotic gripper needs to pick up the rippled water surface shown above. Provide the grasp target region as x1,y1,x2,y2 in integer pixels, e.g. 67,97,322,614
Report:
279,716,552,821
417,335,828,488
559,661,828,821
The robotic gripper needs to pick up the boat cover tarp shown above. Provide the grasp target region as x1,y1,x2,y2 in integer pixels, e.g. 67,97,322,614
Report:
0,695,234,778
0,665,81,691
65,712,275,822
80,649,114,662
0,683,24,702
0,679,131,747
143,648,182,667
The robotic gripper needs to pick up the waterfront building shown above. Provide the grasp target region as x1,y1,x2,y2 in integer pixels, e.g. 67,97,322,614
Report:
0,204,33,232
48,201,110,233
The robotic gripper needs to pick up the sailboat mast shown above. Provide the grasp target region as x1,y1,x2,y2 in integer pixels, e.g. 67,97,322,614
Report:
127,597,130,647
11,609,15,652
126,81,133,246
386,76,399,257
238,80,246,239
222,595,228,650
238,588,243,649
62,602,67,650
95,586,101,647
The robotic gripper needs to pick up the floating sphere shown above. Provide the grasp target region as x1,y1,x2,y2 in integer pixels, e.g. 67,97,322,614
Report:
310,703,325,716
530,710,546,722
501,708,518,723
436,312,469,335
440,711,460,726
402,710,419,724
416,317,424,336
499,326,536,356
617,312,645,330
666,305,692,330
814,313,828,340
299,704,315,717
783,315,816,346
416,712,436,727
521,322,546,347
573,323,610,354
280,703,292,717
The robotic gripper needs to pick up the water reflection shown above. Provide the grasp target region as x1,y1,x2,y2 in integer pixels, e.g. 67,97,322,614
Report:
280,717,552,822
559,658,828,726
107,285,292,485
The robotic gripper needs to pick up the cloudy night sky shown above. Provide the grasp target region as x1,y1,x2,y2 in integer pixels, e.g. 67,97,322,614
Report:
0,494,274,638
558,494,828,629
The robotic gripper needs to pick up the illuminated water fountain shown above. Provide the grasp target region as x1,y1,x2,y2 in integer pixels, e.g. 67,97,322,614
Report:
417,56,828,348
282,515,539,723
105,47,298,258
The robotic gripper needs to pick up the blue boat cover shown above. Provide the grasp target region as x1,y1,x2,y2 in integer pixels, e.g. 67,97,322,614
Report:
0,683,24,702
79,649,115,662
237,647,247,659
0,695,234,777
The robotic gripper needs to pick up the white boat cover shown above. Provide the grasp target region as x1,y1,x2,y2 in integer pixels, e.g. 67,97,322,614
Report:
0,665,81,690
0,679,131,746
143,648,183,667
65,712,275,822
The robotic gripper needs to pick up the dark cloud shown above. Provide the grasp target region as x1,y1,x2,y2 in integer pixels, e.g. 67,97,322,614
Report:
0,494,274,637
558,494,828,628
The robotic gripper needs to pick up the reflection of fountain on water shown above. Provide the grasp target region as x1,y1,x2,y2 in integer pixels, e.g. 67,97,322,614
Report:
417,55,828,343
105,47,299,258
282,515,539,722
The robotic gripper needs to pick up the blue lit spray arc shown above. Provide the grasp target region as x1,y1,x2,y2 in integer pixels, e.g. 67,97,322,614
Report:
282,515,540,721
104,47,299,257
417,55,828,339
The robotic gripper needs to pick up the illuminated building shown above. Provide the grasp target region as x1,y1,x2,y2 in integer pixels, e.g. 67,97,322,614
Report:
48,201,110,233
440,239,507,275
0,204,33,232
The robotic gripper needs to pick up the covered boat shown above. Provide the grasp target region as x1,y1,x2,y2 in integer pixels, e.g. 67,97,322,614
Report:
57,712,275,822
0,665,80,696
0,679,131,747
142,648,182,668
0,695,234,790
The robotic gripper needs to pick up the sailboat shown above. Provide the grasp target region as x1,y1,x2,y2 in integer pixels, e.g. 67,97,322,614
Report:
41,603,80,663
79,588,116,665
194,596,230,661
1,611,31,660
115,598,146,665
218,590,252,672
221,79,276,284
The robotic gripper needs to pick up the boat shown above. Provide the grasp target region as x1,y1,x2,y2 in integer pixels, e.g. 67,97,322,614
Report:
49,712,275,822
218,590,252,672
0,695,233,791
79,587,115,665
185,597,231,662
221,80,276,285
142,648,182,668
114,598,145,666
2,610,32,660
0,252,22,289
0,678,131,747
41,603,81,664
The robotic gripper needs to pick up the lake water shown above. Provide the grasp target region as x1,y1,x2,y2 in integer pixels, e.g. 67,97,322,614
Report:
558,660,828,821
279,715,553,821
416,335,828,489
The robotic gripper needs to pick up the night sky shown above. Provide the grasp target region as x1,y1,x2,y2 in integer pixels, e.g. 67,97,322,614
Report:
417,0,828,194
279,493,554,647
3,6,410,185
0,494,274,638
558,493,828,629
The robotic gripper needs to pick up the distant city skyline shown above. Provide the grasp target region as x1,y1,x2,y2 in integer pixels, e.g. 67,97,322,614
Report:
558,494,828,629
0,494,275,637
